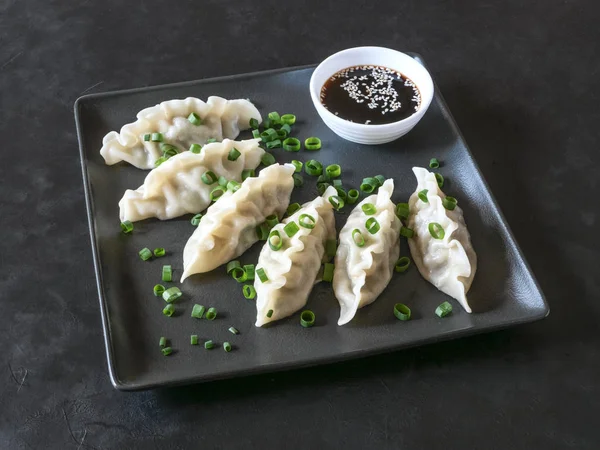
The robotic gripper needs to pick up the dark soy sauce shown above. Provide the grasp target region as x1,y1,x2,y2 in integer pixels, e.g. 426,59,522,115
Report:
320,65,421,125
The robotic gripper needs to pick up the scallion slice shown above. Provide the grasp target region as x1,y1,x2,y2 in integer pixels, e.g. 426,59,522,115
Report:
265,214,279,229
191,214,202,226
317,173,331,183
191,304,205,319
153,248,166,257
205,307,217,320
252,129,261,139
326,239,337,259
162,265,172,282
435,173,444,188
231,266,247,282
249,118,260,129
418,189,429,203
153,284,165,297
263,118,272,129
154,156,167,167
283,137,301,152
443,196,458,211
428,222,445,240
323,263,334,282
317,182,329,195
280,123,292,135
261,152,276,166
366,217,380,234
400,226,414,238
333,179,343,188
242,168,255,180
266,309,274,318
266,139,282,150
188,112,203,125
326,164,341,178
228,147,241,161
201,170,217,185
143,134,151,142
228,327,239,335
243,284,256,299
260,128,278,142
281,114,296,125
396,203,409,220
162,286,182,303
394,256,411,273
210,185,226,201
362,203,376,215
162,304,175,317
291,160,303,172
204,340,215,349
394,303,411,321
268,111,281,124
218,176,228,187
139,247,152,261
347,189,359,204
304,137,322,151
300,310,315,328
277,129,289,140
305,159,323,176
293,173,304,187
160,143,179,157
243,264,255,281
256,223,270,240
328,195,344,210
161,347,173,356
191,334,199,345
227,180,241,192
435,301,453,318
159,336,167,347
286,203,301,216
352,229,365,247
268,230,283,251
189,143,202,154
256,268,269,283
374,175,385,186
120,220,134,234
429,158,440,169
223,342,232,352
226,261,241,275
360,177,379,193
283,221,300,237
150,132,163,142
206,138,217,144
335,187,347,201
299,214,316,229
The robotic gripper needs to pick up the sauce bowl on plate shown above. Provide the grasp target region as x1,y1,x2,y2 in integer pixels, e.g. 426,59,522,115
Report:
309,46,434,145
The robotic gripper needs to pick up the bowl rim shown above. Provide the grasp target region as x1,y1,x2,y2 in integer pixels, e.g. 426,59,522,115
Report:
309,46,434,130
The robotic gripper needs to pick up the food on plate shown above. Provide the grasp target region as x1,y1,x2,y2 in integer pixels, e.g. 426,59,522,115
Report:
100,96,261,169
333,179,401,325
181,163,295,280
254,186,337,327
118,138,264,222
406,167,477,312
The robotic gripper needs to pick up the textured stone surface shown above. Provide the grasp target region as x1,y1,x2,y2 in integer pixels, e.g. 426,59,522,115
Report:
1,0,598,448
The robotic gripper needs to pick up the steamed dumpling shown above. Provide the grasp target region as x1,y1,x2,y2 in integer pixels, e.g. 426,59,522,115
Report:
407,167,477,312
119,139,264,222
100,96,261,169
333,179,401,325
255,186,337,327
181,163,295,280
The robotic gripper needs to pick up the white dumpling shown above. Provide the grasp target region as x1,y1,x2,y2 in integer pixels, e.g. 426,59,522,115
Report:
181,163,295,280
119,139,264,223
255,186,337,327
407,167,477,312
333,179,401,326
100,96,261,169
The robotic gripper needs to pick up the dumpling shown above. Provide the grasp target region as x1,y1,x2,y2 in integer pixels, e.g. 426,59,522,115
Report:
407,167,477,312
333,179,401,326
119,138,264,222
255,186,337,327
181,163,295,280
100,96,261,169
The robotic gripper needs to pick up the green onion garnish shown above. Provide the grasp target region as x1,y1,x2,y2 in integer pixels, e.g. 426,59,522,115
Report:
228,147,241,161
160,143,179,157
266,139,282,150
243,284,256,299
249,118,260,129
227,260,241,274
292,174,303,187
150,132,163,142
188,112,203,125
443,196,458,211
143,134,151,142
153,248,166,257
242,168,255,181
283,221,300,237
333,179,343,188
252,129,261,139
286,203,301,216
161,347,173,356
396,203,409,220
218,176,228,187
159,336,167,347
243,264,255,281
435,173,444,188
347,189,359,204
223,342,232,352
428,222,445,240
300,310,315,328
162,286,182,303
120,220,134,234
162,265,172,282
232,267,247,283
352,229,365,247
299,214,316,229
261,152,276,166
394,256,411,273
323,263,334,282
260,128,278,142
418,189,429,203
400,226,414,238
228,327,239,335
362,203,376,215
435,301,453,318
317,182,329,195
360,177,379,193
283,137,301,152
277,129,288,140
206,138,217,144
429,158,440,169
328,195,344,210
205,307,217,320
281,114,296,125
210,185,226,201
326,239,337,259
227,180,241,192
280,123,292,135
191,304,205,319
394,303,411,321
317,173,331,183
291,160,303,172
154,156,167,167
268,111,281,123
335,187,347,201
366,217,380,234
263,118,272,129
162,304,175,317
257,268,269,283
266,309,274,318
191,334,199,345
189,143,202,154
191,214,202,226
153,284,165,297
265,214,279,229
256,223,270,240
268,230,283,251
204,340,215,349
304,137,322,151
139,247,152,261
305,159,323,176
374,175,385,186
326,164,341,178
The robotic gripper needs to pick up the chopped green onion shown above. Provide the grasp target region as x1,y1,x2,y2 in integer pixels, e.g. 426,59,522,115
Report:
328,195,344,210
191,304,205,319
249,118,260,129
260,128,278,142
228,327,239,335
189,143,202,153
305,160,323,176
317,173,331,183
293,173,304,187
191,214,202,226
366,217,380,234
280,123,292,135
299,214,316,229
226,260,241,274
323,263,334,282
326,164,341,178
143,134,151,141
243,284,256,299
150,132,163,142
227,180,241,192
263,118,272,129
281,114,296,125
228,147,241,161
243,264,255,281
360,177,379,193
374,175,385,186
154,156,168,167
317,182,330,195
162,265,172,282
395,256,411,273
257,268,269,283
396,203,409,220
429,158,440,169
277,129,288,140
210,185,226,201
443,196,458,211
188,112,203,125
256,223,270,240
435,173,444,188
139,247,152,261
242,168,255,181
206,138,217,144
201,170,217,185
218,176,228,187
204,340,215,349
400,226,414,238
160,143,179,157
428,222,445,240
191,334,199,345
159,336,166,347
352,229,365,247
261,152,276,166
265,214,279,229
266,309,274,318
435,301,453,317
162,304,175,317
304,137,322,151
266,139,282,150
394,303,411,321
291,160,303,172
362,203,376,215
283,221,300,237
161,347,173,356
335,187,347,201
300,310,315,328
252,129,261,139
153,284,165,297
326,239,337,259
162,286,182,303
347,189,359,204
283,137,301,152
120,220,134,234
223,342,232,352
153,247,166,257
333,179,343,188
205,307,217,320
286,203,301,216
268,230,283,251
418,189,429,203
268,111,281,123
231,267,247,282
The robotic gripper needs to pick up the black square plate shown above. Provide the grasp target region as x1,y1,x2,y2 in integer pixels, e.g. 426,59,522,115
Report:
75,57,548,390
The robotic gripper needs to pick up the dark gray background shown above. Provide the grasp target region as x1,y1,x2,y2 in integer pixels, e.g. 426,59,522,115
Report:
1,0,597,449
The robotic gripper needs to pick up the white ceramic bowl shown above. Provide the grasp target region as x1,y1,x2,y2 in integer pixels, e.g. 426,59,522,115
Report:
309,47,434,145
